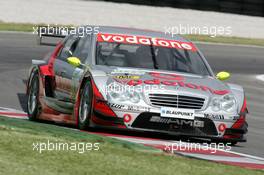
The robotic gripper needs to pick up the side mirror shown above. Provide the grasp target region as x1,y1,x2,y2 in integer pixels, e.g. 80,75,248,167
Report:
67,57,81,67
66,50,73,57
62,48,73,58
216,71,230,81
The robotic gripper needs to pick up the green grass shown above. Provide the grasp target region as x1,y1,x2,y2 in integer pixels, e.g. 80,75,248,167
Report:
0,22,264,46
0,22,73,32
0,116,263,175
0,22,34,32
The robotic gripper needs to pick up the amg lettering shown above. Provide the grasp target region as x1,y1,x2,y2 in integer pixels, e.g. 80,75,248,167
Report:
150,117,193,126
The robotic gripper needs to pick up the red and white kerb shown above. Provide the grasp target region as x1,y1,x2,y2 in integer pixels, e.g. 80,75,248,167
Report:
97,33,197,52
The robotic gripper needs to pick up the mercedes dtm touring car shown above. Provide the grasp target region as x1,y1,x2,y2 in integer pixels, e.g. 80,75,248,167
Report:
26,26,248,144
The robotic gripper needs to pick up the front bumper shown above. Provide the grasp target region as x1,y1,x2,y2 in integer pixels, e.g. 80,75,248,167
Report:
91,110,247,142
131,112,218,136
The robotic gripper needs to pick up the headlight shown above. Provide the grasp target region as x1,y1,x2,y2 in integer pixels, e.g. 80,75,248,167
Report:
221,94,236,112
108,83,140,103
211,94,237,113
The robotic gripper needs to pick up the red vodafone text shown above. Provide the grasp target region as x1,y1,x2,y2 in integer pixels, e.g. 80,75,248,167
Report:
97,33,197,51
127,72,229,95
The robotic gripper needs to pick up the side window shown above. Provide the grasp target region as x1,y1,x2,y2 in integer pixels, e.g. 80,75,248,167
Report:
72,36,91,63
58,35,80,61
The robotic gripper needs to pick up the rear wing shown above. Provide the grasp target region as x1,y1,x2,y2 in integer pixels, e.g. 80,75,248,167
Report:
36,26,68,46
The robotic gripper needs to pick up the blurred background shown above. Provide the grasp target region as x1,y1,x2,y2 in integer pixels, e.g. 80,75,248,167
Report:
102,0,264,17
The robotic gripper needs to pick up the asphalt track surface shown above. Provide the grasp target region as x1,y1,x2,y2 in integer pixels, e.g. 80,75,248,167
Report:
0,32,264,157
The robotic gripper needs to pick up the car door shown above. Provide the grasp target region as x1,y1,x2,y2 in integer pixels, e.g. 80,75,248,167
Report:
69,35,92,100
53,35,92,104
54,35,80,103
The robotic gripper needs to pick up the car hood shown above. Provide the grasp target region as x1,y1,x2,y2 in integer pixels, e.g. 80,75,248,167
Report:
90,66,230,99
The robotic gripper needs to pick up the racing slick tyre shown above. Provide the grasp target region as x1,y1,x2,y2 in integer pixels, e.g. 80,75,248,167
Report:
78,81,93,130
27,72,40,121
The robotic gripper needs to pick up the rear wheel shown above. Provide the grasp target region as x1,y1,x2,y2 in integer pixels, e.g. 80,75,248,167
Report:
27,73,40,121
78,81,93,130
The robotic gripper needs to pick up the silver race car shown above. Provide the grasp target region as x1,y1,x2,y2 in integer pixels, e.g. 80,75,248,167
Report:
26,26,248,144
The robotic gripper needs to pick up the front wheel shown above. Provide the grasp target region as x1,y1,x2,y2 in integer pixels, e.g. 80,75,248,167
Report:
27,73,40,121
78,81,93,130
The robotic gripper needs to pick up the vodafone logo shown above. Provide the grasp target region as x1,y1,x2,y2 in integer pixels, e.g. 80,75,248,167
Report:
97,33,197,51
149,72,184,81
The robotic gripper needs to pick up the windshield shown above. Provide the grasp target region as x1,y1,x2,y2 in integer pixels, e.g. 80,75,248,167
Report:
96,41,211,76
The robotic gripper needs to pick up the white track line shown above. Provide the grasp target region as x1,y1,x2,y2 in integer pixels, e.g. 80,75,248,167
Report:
116,136,264,160
256,75,264,82
178,152,264,164
226,150,264,161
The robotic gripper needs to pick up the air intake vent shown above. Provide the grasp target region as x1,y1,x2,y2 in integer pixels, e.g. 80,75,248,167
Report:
149,94,205,109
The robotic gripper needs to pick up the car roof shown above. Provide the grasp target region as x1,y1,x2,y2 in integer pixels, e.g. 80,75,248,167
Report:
81,25,191,43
